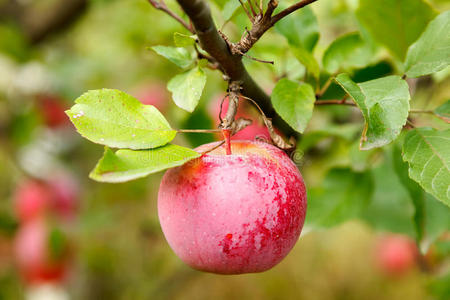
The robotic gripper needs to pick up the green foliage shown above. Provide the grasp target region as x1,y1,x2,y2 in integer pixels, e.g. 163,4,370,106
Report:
275,6,319,52
307,168,374,227
362,151,417,236
271,79,315,133
402,128,450,207
335,74,410,150
222,0,247,21
434,100,450,122
89,145,200,183
173,32,196,47
393,144,425,241
356,0,436,60
151,45,194,68
66,89,176,150
322,32,373,74
290,45,320,79
404,11,450,78
167,67,207,112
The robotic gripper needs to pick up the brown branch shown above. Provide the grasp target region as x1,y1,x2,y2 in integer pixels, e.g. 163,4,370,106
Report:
315,99,356,106
238,0,254,22
175,0,293,136
409,109,449,123
232,0,319,55
271,0,318,25
148,0,194,33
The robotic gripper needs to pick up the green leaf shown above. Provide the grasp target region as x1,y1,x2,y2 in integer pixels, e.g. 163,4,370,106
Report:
271,79,315,133
167,67,207,112
322,32,373,74
298,123,361,152
90,145,200,183
290,45,320,79
66,89,176,150
173,32,196,47
405,11,450,78
424,193,450,244
402,128,450,207
435,100,450,123
393,143,425,241
150,45,193,68
222,0,246,21
356,0,436,60
275,6,319,52
306,168,374,227
362,150,417,236
335,74,410,150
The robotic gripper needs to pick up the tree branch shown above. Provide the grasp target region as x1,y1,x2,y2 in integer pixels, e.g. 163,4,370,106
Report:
271,0,318,25
175,0,291,134
232,0,318,55
315,99,355,106
148,0,194,33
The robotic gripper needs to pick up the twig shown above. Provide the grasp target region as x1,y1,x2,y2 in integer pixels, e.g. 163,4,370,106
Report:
232,0,319,55
148,0,194,33
247,0,258,18
239,0,254,21
409,109,449,123
316,76,333,97
270,0,318,25
177,129,222,133
315,99,355,106
241,52,274,64
409,109,433,114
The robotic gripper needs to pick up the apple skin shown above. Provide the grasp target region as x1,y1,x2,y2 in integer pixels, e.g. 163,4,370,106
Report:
14,177,79,222
375,235,418,276
158,140,307,274
14,219,67,284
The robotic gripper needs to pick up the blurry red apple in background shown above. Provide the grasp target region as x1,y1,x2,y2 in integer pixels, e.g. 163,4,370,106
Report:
209,95,271,141
158,140,307,274
14,219,69,284
375,234,418,276
36,95,70,128
133,83,169,112
14,180,50,222
14,176,79,222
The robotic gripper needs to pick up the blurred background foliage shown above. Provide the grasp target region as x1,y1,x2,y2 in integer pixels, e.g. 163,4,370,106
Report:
0,0,449,299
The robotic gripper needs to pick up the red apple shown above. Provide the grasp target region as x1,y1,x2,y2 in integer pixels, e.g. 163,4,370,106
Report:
36,95,70,128
158,140,307,274
375,234,418,276
14,219,68,283
14,176,79,222
133,83,169,112
209,95,271,141
14,180,51,222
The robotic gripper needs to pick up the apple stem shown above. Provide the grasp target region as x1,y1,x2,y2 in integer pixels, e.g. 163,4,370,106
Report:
222,129,232,155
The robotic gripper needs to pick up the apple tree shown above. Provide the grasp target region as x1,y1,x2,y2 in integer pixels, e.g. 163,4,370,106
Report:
59,0,448,282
